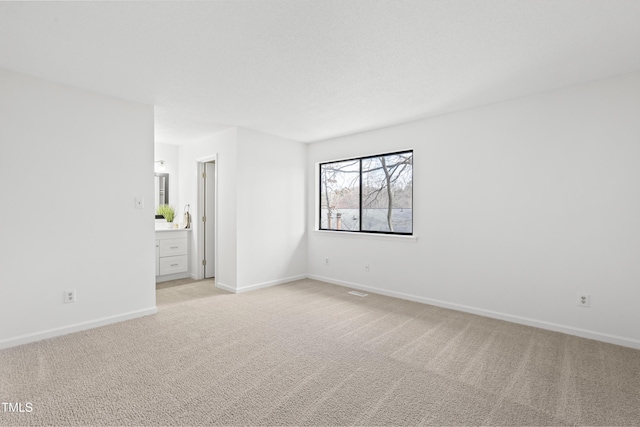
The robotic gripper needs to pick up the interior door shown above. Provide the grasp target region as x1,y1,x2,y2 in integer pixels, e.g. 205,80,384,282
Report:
204,161,215,278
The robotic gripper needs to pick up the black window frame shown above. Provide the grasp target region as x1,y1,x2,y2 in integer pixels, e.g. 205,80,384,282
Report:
319,149,413,236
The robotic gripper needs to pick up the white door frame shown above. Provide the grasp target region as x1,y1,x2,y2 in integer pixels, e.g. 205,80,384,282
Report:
195,154,218,281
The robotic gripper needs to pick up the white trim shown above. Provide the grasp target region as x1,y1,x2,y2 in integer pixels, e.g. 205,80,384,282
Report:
217,275,307,294
0,307,158,350
195,154,218,163
215,282,235,293
195,154,219,281
307,274,640,350
236,275,308,293
313,229,417,242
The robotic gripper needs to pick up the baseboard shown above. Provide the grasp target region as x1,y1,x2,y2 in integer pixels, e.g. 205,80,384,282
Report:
307,274,640,350
215,282,235,293
217,275,307,294
0,307,158,350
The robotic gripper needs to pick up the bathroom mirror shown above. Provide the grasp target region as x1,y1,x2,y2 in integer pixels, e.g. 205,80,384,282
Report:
154,173,169,218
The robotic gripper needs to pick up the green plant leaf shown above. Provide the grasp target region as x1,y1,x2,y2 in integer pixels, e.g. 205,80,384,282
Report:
156,204,175,222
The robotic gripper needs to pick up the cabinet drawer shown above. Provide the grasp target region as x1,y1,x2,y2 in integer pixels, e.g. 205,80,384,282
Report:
159,238,187,257
159,255,188,275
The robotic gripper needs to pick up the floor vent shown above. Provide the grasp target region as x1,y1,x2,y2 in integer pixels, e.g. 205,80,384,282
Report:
348,291,368,297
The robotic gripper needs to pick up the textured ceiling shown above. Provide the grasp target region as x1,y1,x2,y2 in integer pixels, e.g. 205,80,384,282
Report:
1,1,639,144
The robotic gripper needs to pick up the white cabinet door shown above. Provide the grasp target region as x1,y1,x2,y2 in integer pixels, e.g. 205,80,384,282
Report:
159,255,188,275
159,238,187,257
155,231,190,280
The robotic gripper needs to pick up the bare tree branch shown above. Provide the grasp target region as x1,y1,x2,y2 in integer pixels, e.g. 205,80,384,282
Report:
321,152,412,232
381,156,394,232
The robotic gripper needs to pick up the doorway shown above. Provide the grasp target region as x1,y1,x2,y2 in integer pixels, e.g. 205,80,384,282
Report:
197,156,217,280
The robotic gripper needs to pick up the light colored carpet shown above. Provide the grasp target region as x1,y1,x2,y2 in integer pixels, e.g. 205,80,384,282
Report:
155,278,220,305
155,277,201,291
1,278,639,426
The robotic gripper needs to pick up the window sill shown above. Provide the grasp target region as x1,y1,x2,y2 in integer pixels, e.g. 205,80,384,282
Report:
313,229,417,242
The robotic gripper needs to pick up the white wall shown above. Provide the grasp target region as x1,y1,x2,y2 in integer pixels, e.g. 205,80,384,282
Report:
307,72,640,348
235,128,307,291
178,128,238,287
178,128,307,292
0,69,156,348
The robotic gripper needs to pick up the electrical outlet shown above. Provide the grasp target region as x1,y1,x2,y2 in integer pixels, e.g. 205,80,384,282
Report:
578,293,590,308
364,264,370,272
325,258,329,266
64,290,76,304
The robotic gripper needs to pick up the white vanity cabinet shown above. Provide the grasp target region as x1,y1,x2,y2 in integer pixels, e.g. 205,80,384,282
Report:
155,229,191,282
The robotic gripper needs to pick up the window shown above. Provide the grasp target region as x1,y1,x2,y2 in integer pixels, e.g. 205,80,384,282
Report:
320,150,413,235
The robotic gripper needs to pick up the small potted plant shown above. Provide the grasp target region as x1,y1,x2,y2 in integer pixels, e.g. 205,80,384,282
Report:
156,204,176,228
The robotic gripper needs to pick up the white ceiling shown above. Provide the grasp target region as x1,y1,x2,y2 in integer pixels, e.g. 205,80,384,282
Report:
1,1,639,144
